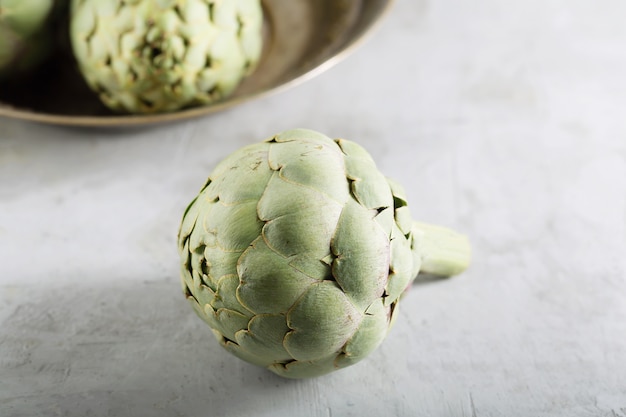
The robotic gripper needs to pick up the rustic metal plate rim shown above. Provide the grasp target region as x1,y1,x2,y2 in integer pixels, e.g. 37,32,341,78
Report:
0,0,393,127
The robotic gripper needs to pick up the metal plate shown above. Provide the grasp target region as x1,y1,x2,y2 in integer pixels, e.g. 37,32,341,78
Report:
0,0,392,127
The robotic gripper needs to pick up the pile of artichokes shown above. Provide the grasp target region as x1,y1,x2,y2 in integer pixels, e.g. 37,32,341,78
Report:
178,129,471,378
0,0,264,113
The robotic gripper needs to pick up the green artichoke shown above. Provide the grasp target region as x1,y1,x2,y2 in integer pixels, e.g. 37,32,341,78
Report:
70,0,264,113
0,0,58,79
178,129,471,378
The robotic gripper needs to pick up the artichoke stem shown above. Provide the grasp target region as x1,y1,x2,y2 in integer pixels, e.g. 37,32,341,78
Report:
413,222,471,278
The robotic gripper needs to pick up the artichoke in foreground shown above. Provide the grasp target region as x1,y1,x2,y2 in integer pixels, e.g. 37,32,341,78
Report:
0,0,59,79
178,129,471,378
70,0,264,113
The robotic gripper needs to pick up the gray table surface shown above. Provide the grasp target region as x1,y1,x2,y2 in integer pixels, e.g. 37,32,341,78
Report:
2,0,625,416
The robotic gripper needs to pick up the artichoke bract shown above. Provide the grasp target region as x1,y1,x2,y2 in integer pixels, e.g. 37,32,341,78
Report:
0,0,57,79
178,129,471,378
70,0,264,113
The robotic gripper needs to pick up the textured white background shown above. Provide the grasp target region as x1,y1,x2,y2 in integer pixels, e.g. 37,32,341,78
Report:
1,0,626,416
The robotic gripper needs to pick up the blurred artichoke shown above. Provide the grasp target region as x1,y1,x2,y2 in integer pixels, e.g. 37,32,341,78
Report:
0,0,59,79
70,0,264,113
178,129,471,378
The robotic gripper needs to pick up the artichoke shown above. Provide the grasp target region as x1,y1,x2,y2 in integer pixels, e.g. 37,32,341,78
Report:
178,129,471,378
69,0,264,113
0,0,58,79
